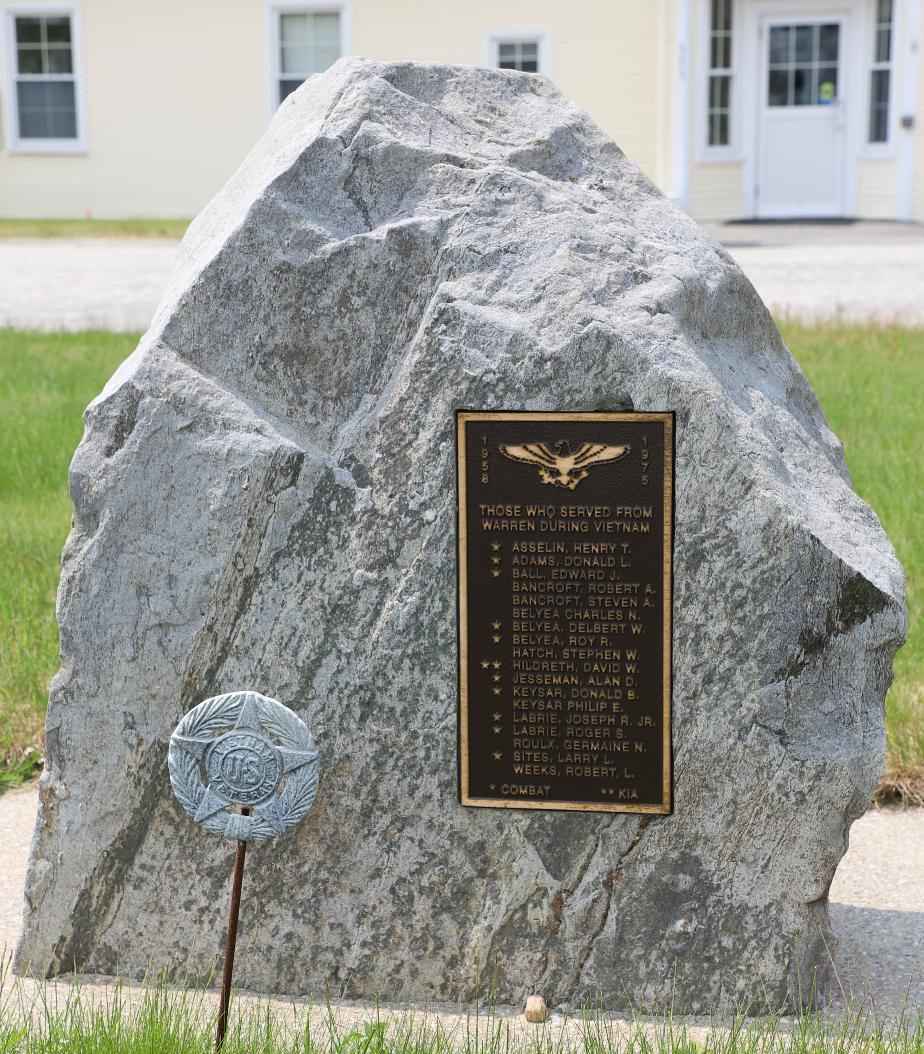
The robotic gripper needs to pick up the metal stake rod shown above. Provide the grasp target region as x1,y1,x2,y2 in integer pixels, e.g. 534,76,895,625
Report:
216,807,250,1052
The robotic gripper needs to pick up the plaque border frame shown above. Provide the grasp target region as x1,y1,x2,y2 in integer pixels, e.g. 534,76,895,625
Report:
456,409,674,815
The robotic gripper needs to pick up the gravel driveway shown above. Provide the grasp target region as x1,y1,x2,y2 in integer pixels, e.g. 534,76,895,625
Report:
0,237,178,331
1,221,923,332
1,784,922,1016
704,221,924,326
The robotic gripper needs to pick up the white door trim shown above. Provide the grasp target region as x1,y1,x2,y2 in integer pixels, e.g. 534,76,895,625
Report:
673,0,693,209
740,0,863,218
898,0,921,219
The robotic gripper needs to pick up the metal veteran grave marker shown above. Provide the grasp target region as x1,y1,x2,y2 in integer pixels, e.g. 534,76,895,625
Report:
169,690,319,1048
457,411,673,814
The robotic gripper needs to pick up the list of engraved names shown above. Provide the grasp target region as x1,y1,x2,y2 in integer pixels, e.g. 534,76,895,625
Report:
457,412,673,814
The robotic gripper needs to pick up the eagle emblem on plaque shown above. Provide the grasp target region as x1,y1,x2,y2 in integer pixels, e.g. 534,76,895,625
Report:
499,440,630,490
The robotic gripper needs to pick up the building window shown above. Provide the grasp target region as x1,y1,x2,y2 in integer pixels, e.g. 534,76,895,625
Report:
497,41,539,73
276,9,341,105
484,31,550,76
767,24,840,107
707,0,732,146
4,11,82,148
869,0,892,142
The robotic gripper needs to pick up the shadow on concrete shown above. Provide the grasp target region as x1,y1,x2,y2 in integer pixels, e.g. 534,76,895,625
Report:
829,901,924,1013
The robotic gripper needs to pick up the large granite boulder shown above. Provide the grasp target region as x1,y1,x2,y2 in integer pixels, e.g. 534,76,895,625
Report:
16,59,905,1011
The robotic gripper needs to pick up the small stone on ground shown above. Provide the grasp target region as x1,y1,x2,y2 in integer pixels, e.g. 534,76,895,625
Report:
524,995,550,1023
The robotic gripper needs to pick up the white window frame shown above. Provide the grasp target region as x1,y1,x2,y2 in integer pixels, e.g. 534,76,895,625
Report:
698,0,742,161
860,0,897,156
482,28,552,77
265,0,351,117
1,4,86,154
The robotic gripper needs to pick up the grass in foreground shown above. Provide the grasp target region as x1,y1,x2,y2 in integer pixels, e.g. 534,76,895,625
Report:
0,331,135,772
2,970,924,1054
782,323,924,782
0,218,189,239
0,325,921,789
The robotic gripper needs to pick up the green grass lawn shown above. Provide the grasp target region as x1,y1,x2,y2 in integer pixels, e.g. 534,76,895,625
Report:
0,219,189,239
781,323,924,776
0,331,135,768
0,325,921,786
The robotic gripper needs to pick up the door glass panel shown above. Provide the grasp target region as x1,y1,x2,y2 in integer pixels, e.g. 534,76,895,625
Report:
793,67,813,105
767,22,839,106
794,25,814,61
768,69,788,106
819,24,839,61
817,67,837,103
769,25,790,64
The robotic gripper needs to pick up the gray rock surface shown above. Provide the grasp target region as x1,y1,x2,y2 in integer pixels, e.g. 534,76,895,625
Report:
15,58,906,1011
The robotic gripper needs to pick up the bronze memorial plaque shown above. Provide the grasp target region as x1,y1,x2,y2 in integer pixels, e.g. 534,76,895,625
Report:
457,410,673,814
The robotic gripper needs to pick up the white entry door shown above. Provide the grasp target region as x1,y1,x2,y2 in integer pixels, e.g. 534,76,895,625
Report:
757,18,848,217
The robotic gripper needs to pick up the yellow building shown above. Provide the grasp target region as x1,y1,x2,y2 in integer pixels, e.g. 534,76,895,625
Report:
0,0,921,221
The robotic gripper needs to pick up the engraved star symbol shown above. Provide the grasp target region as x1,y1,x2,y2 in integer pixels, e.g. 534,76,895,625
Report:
492,621,502,630
492,635,501,643
493,725,502,734
491,556,501,565
491,544,501,552
493,687,502,696
493,752,503,760
172,696,317,822
490,784,496,790
491,570,501,578
481,660,490,669
492,674,502,682
492,660,502,669
493,712,502,722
